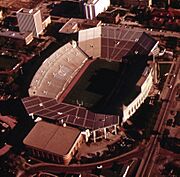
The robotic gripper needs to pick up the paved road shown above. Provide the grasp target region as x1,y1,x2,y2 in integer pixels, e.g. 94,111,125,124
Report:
135,57,180,177
18,145,145,177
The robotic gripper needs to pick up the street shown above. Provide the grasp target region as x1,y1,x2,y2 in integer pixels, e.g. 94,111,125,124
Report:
135,56,180,177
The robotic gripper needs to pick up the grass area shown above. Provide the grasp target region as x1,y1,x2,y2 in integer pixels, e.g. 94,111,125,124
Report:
64,59,120,109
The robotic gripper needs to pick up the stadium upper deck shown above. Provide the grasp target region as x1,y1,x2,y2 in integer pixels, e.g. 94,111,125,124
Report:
78,25,157,61
29,42,89,99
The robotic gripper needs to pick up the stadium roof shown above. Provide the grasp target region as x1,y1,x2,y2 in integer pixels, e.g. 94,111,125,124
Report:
23,121,81,156
78,25,157,61
29,42,88,99
22,96,119,130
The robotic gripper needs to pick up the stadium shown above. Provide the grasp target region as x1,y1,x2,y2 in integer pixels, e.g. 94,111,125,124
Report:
23,25,158,143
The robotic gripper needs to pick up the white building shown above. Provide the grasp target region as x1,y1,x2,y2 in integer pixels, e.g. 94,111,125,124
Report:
122,65,154,122
84,0,110,19
16,8,43,37
42,16,51,30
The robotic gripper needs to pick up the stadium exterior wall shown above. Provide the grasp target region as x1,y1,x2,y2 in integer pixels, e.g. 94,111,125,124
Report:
122,66,154,122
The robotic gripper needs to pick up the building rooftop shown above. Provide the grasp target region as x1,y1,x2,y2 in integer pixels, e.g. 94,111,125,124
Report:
59,18,101,34
22,96,119,130
23,121,81,155
0,28,33,40
16,8,39,15
78,25,157,61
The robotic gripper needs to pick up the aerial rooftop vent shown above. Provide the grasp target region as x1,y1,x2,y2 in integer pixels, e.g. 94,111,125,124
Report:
135,38,139,42
39,103,43,107
135,50,139,54
29,9,33,13
115,41,120,45
57,112,63,115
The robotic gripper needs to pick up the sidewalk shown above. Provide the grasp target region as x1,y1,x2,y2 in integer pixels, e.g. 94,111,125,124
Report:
76,131,124,159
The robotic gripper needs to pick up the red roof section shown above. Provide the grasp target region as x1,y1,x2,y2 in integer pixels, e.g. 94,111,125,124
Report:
22,96,119,130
